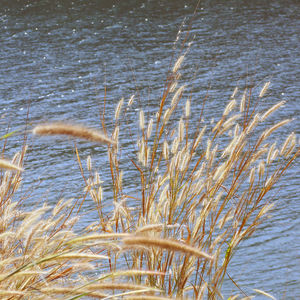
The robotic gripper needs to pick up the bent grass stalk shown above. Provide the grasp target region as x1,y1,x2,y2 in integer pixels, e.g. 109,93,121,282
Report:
123,236,214,260
33,122,116,146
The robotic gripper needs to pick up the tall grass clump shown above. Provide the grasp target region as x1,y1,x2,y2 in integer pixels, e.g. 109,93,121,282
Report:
1,41,299,300
88,48,298,298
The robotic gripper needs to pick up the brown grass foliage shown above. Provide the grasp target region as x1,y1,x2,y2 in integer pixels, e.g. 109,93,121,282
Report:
0,52,298,299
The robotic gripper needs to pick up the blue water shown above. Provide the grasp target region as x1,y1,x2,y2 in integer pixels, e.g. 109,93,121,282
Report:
0,0,299,298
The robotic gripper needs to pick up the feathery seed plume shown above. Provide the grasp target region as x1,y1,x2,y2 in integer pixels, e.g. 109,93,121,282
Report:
261,101,285,121
253,289,276,300
185,99,190,117
231,87,238,99
139,110,145,130
115,98,124,120
173,55,185,73
280,132,295,156
171,85,185,106
169,81,178,93
128,94,135,106
261,119,292,139
259,81,271,98
147,118,153,139
163,141,169,160
87,155,92,171
240,90,247,112
33,123,116,146
123,236,213,260
223,99,236,116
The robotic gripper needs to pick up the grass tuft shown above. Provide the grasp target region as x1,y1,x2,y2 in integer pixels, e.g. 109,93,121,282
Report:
0,28,298,300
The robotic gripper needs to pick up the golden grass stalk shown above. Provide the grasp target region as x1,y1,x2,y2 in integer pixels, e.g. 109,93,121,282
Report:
0,158,23,172
246,113,260,134
171,85,185,106
140,110,145,130
280,132,295,156
270,148,279,161
253,289,276,300
128,94,135,106
185,99,190,117
115,98,124,120
123,236,213,260
261,100,285,121
267,143,277,164
147,118,153,139
163,141,169,160
173,55,185,73
33,122,116,146
169,81,177,93
240,90,247,112
261,119,292,139
222,114,241,131
231,87,238,99
223,99,236,116
259,81,271,97
87,155,92,171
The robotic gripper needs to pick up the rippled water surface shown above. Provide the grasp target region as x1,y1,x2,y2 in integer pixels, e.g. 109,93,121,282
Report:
0,0,299,298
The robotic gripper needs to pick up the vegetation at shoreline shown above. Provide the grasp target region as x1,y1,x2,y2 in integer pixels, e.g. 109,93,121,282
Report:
0,35,298,300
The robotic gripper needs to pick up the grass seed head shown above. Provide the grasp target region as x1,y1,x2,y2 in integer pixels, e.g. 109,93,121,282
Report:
128,94,135,106
173,55,185,73
261,101,286,121
185,99,190,117
33,122,116,146
259,81,271,98
139,110,145,130
115,98,124,120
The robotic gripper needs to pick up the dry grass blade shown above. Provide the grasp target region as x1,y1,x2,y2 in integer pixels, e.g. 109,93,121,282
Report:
253,289,276,300
123,236,213,260
33,122,116,146
0,158,23,172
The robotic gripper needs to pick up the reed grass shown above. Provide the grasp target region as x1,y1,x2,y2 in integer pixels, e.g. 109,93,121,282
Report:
0,35,298,300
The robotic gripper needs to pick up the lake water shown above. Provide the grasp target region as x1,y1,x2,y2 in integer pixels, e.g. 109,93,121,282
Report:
0,0,299,298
